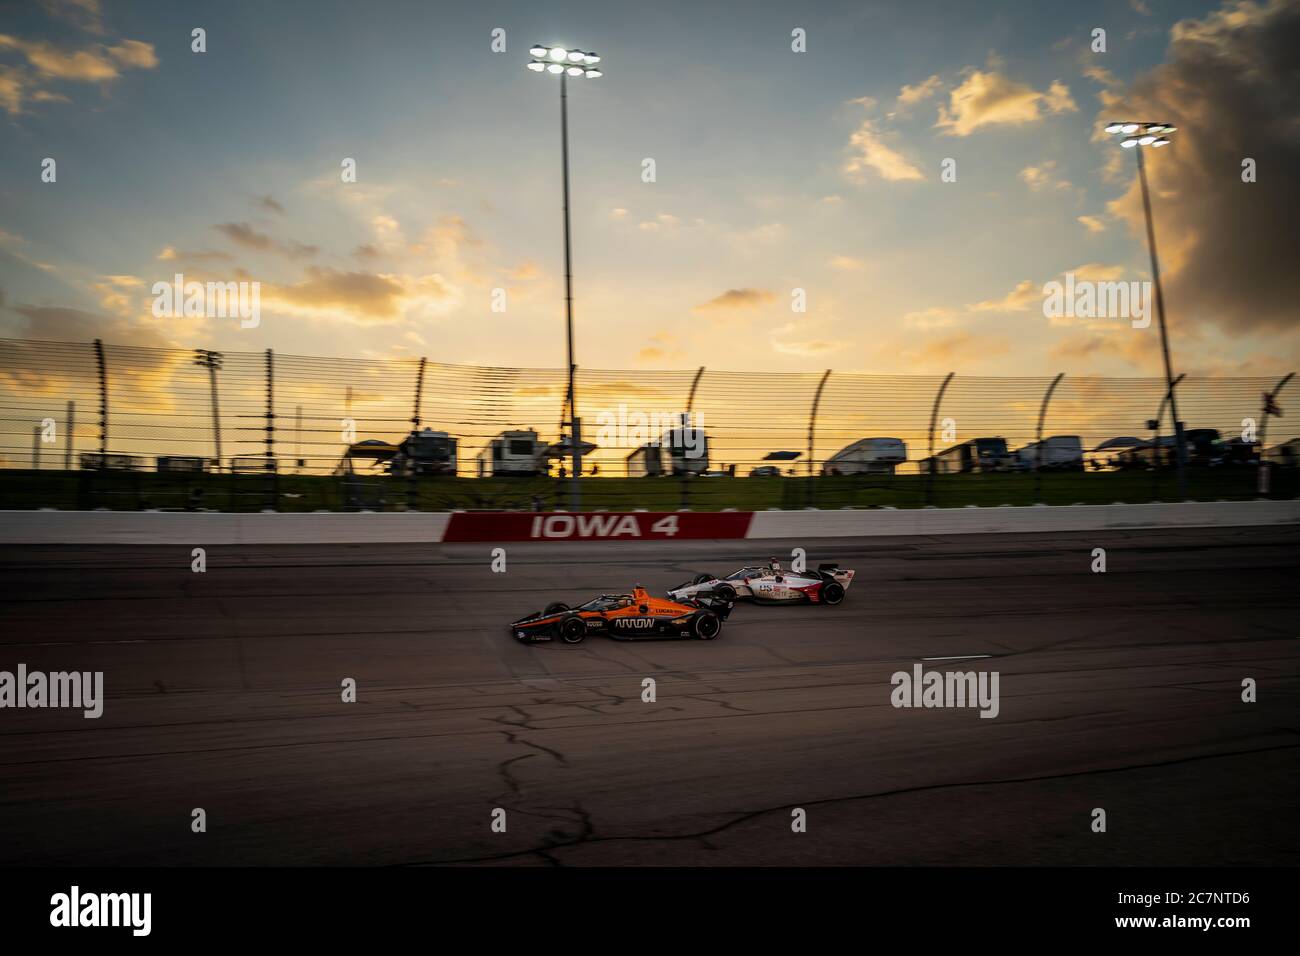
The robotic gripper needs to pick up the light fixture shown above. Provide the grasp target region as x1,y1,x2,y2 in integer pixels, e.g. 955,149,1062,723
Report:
549,47,567,61
529,45,547,58
567,50,585,62
566,66,584,76
584,68,602,78
547,62,564,74
1138,135,1156,145
1121,123,1140,134
526,61,545,72
1151,137,1171,147
1104,122,1124,133
1121,138,1139,148
583,54,600,65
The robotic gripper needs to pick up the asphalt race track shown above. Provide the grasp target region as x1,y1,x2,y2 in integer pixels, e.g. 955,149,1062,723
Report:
1,525,1297,866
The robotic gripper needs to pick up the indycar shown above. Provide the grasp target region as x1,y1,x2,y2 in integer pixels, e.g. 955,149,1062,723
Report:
510,585,734,644
667,558,854,606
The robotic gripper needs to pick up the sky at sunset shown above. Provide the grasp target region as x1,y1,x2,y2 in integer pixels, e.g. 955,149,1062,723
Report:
2,0,1298,382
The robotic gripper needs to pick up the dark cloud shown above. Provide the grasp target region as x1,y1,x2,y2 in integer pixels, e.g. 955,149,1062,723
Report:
692,288,777,313
214,222,317,259
1106,0,1300,337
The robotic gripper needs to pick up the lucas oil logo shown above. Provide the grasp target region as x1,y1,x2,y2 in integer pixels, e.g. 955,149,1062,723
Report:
615,618,654,629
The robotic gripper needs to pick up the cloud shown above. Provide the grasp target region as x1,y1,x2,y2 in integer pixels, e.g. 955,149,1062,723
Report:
903,330,1011,367
263,267,455,323
214,222,318,259
843,118,924,182
40,1,106,35
903,307,962,329
0,29,156,114
968,279,1040,313
157,246,233,263
1019,160,1073,192
828,255,865,271
256,195,285,215
1102,0,1300,337
692,288,777,314
638,213,680,231
894,75,943,113
935,69,1076,135
1077,214,1107,234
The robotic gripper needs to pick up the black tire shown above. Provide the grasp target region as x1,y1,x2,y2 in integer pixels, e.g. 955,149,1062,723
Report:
820,581,845,606
559,616,586,644
691,573,714,585
713,583,737,602
693,611,721,640
545,602,569,615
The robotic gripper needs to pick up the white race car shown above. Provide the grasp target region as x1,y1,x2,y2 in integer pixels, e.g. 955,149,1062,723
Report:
667,559,854,606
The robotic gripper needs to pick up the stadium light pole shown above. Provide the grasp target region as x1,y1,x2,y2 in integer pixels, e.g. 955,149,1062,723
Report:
193,349,224,471
527,43,603,510
1104,121,1188,499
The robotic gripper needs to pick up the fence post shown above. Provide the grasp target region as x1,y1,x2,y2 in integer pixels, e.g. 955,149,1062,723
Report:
409,357,427,511
681,367,706,510
1257,371,1294,496
805,370,832,508
1150,372,1185,501
264,349,277,510
65,400,74,470
1033,373,1065,504
93,338,108,456
925,372,955,506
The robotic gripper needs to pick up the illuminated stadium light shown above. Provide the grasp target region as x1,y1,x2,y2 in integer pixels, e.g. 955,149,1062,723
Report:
522,44,607,511
1101,119,1189,497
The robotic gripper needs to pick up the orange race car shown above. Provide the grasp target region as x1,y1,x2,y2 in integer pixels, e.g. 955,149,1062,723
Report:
510,585,735,644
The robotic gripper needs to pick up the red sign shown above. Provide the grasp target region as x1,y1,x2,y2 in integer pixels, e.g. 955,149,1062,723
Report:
442,511,754,542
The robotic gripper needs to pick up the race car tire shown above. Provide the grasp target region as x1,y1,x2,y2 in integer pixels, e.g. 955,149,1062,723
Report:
693,611,721,640
691,573,714,585
559,616,586,644
545,602,570,615
820,581,845,606
713,583,737,602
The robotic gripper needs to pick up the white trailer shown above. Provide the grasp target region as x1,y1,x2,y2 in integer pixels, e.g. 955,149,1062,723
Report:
1013,435,1085,472
822,437,908,476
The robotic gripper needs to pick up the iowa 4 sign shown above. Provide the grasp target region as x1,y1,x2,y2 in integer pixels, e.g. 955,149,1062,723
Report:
442,511,754,542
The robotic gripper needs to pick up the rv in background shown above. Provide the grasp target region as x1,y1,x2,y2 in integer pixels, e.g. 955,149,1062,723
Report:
927,437,1011,474
626,425,709,477
79,452,144,471
1183,428,1226,466
822,437,908,476
1012,436,1084,472
1266,437,1300,467
389,428,457,477
156,456,210,474
230,455,277,474
477,430,543,477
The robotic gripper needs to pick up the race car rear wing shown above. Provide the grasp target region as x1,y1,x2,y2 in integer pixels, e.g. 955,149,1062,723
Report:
691,590,735,619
